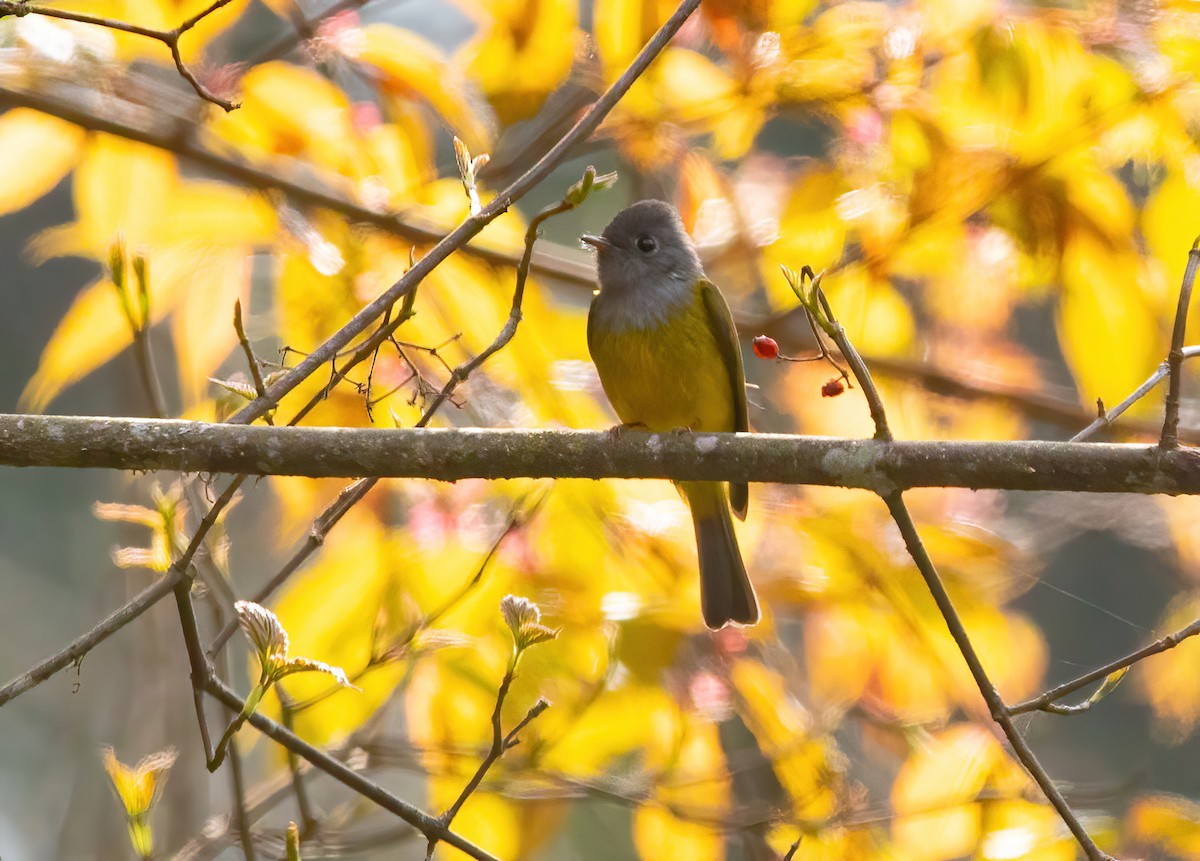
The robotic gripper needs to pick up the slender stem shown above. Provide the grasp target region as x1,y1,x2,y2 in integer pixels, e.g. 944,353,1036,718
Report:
233,299,274,425
1160,240,1200,449
1077,347,1200,442
279,690,319,835
0,474,242,708
227,0,702,425
1010,619,1200,716
428,649,549,858
227,743,258,861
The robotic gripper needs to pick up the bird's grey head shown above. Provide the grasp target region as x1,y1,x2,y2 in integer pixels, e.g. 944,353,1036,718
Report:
581,200,704,296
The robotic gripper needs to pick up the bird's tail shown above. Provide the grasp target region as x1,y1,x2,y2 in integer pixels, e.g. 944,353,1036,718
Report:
683,481,759,630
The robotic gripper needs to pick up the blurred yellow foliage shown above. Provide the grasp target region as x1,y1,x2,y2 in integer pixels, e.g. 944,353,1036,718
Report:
7,0,1200,856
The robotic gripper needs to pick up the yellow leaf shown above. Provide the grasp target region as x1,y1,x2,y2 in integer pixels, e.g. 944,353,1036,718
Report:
633,803,724,861
73,135,178,252
891,726,1004,860
211,63,356,170
170,249,248,403
1057,228,1162,407
268,513,408,742
0,109,85,216
804,604,878,707
1136,592,1200,739
457,0,580,125
1143,171,1200,292
1128,794,1200,858
732,659,839,819
357,24,493,152
760,166,848,308
539,684,676,775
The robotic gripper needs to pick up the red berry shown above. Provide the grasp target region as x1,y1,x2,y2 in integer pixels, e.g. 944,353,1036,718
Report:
821,378,846,397
752,335,779,359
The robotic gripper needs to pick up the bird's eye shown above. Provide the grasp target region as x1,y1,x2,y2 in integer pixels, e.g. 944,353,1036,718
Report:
636,235,657,253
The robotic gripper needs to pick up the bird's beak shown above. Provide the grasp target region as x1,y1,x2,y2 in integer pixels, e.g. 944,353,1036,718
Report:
580,234,611,250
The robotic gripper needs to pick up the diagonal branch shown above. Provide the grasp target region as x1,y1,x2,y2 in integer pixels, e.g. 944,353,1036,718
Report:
796,271,1114,861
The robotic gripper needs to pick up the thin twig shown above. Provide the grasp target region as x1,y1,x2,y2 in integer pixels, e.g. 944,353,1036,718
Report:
806,278,1114,861
427,650,550,860
290,265,421,427
172,478,246,754
278,689,319,835
288,489,549,713
0,0,240,109
227,742,258,860
202,675,503,861
1077,347,1200,442
414,197,578,424
233,299,274,426
1161,240,1200,449
1010,619,1200,716
226,0,703,425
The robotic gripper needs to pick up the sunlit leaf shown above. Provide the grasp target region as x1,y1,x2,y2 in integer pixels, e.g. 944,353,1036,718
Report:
356,24,494,152
1137,593,1200,739
1128,794,1200,859
0,109,85,215
1057,227,1163,408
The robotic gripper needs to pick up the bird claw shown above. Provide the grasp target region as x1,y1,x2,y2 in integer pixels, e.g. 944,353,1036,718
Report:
606,422,647,441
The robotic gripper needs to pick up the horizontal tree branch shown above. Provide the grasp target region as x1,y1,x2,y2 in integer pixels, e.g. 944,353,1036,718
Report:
3,415,1200,494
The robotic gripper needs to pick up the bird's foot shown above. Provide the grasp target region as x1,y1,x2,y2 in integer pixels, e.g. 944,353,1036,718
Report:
606,421,647,441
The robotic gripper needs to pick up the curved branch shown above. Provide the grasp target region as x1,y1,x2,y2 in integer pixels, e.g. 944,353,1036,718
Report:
0,0,240,110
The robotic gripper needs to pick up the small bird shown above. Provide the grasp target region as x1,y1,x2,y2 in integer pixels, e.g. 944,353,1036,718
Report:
582,200,759,629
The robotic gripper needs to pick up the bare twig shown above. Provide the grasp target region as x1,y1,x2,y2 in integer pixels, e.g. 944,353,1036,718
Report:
283,489,547,714
1161,240,1200,449
227,743,258,860
1010,619,1200,716
413,194,580,424
225,0,703,425
0,0,240,109
427,645,550,860
278,690,319,836
796,273,1114,861
428,675,549,859
1076,347,1200,442
233,300,274,426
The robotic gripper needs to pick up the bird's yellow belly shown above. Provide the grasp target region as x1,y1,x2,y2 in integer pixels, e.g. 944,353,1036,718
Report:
590,308,735,433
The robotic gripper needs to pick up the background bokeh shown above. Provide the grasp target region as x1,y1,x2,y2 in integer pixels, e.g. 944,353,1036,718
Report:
4,0,1200,858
